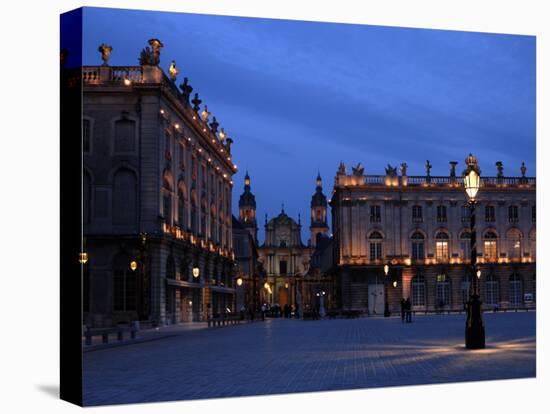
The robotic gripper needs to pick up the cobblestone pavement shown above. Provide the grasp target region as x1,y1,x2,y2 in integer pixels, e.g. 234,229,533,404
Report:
83,312,536,406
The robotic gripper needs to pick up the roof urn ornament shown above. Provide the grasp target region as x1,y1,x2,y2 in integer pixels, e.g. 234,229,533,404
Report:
168,60,179,82
139,38,164,66
385,164,397,177
496,161,504,178
98,43,112,65
449,161,458,178
218,127,226,142
179,77,193,104
400,162,408,176
191,93,202,112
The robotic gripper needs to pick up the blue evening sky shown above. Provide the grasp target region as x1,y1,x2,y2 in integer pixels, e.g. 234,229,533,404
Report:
82,7,536,244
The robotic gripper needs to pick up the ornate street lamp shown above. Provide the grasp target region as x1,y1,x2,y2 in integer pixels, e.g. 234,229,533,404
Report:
463,153,485,349
383,264,391,317
236,276,243,286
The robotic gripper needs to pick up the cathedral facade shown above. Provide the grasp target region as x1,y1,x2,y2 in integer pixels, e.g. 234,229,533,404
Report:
331,159,536,314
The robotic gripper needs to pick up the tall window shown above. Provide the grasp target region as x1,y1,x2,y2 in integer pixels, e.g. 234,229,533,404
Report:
164,132,172,160
411,231,425,261
412,205,423,223
178,182,187,229
179,143,186,170
83,119,91,153
370,205,381,223
83,171,91,224
460,230,471,261
113,254,136,312
112,169,137,226
190,190,197,234
508,205,519,223
279,260,288,275
532,205,536,223
114,119,136,153
485,274,499,307
436,274,450,306
533,274,536,302
483,231,498,261
411,275,426,306
485,205,495,222
435,231,449,261
369,231,383,261
509,273,523,306
461,274,470,305
461,204,470,222
507,228,522,258
166,255,175,279
437,205,447,222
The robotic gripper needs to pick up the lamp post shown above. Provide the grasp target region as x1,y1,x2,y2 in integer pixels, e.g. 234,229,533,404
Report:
463,153,485,349
383,264,391,317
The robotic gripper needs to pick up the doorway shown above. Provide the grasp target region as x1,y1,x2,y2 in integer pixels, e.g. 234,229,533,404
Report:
368,284,385,315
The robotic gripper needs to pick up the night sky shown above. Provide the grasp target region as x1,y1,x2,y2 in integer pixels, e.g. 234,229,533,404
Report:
82,7,536,244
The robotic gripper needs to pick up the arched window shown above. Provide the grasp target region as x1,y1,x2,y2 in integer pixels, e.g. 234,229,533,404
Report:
507,228,522,259
369,231,383,261
83,170,91,224
112,169,137,226
190,188,198,234
114,119,136,153
113,253,136,312
435,274,450,307
411,274,426,306
200,198,207,236
459,230,471,261
411,232,425,261
163,170,173,226
509,273,523,306
435,231,449,261
485,274,499,307
483,231,498,261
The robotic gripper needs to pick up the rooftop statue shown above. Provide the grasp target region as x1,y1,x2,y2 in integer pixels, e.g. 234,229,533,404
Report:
179,77,193,104
337,162,346,175
400,162,408,176
98,43,112,65
425,160,432,177
191,93,202,112
210,117,219,133
168,60,179,82
139,38,164,66
520,162,527,177
352,163,364,176
385,164,397,177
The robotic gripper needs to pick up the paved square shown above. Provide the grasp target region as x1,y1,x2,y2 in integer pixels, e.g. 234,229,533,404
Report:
83,312,535,406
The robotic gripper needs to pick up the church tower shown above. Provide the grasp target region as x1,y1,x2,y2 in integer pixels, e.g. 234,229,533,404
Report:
238,171,258,242
310,172,329,247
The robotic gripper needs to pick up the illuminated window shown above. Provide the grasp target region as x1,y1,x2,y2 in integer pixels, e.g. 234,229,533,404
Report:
483,231,498,261
507,228,522,258
435,232,449,261
369,231,383,261
459,230,471,261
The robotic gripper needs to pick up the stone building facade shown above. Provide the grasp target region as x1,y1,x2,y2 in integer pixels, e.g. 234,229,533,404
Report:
331,160,536,314
82,40,237,327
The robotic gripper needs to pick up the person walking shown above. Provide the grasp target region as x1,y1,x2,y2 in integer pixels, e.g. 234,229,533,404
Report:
405,297,412,323
400,298,406,323
260,303,266,321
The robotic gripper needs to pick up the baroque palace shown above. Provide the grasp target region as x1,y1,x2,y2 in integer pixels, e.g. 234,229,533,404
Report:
330,160,536,314
82,40,238,327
